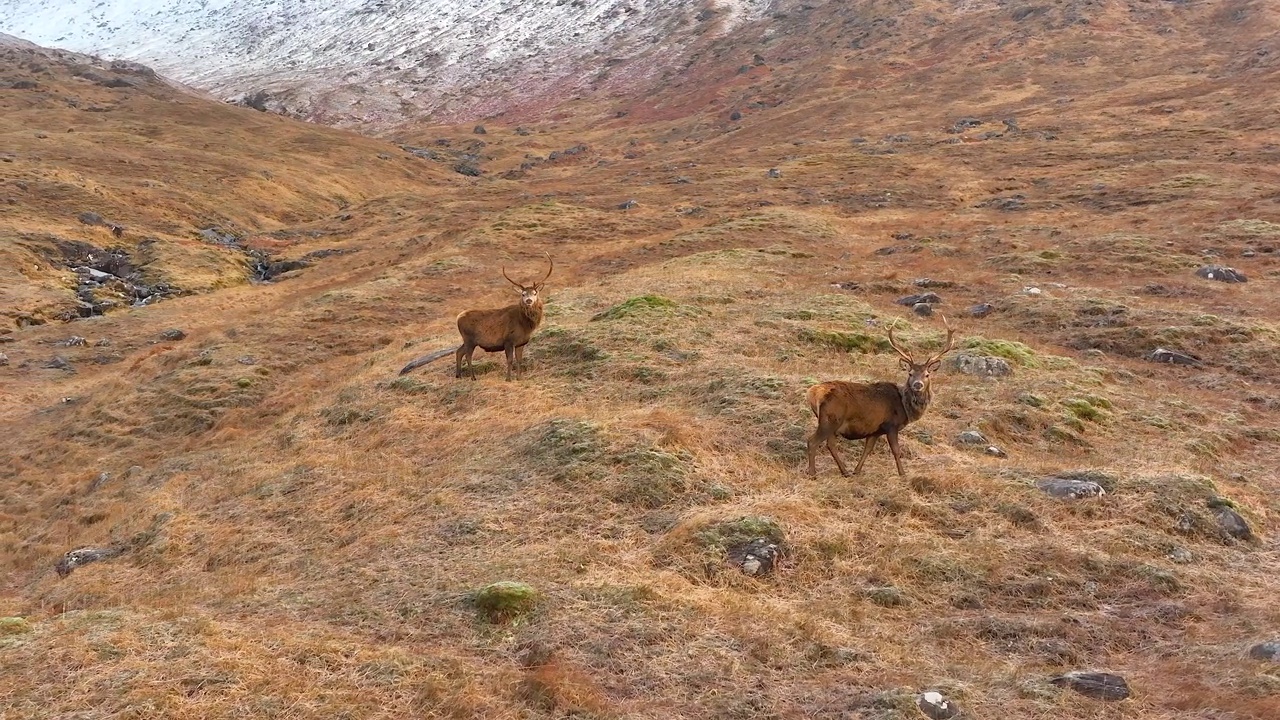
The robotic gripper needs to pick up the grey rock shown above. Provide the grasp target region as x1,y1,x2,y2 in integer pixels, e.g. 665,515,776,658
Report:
985,445,1007,458
59,336,87,347
917,691,959,719
955,430,988,446
472,124,486,134
1049,671,1131,701
727,537,782,576
766,168,781,178
1214,506,1254,541
55,546,127,578
1249,641,1280,662
947,353,1013,377
1037,477,1107,500
160,329,186,341
1168,547,1194,564
912,302,934,317
1149,347,1202,367
42,356,73,371
896,292,942,306
0,352,7,366
1196,265,1247,283
968,302,995,318
618,199,638,210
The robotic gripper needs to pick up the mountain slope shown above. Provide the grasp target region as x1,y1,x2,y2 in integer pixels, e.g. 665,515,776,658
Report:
0,0,777,127
2,6,1280,720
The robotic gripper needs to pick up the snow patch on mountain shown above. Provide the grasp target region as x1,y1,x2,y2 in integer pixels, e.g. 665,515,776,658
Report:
0,0,778,127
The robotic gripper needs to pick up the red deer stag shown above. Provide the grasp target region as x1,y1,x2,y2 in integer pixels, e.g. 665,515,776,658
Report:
398,255,553,381
805,316,957,477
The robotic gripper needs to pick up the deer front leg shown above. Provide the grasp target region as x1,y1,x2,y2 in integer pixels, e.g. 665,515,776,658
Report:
514,345,525,380
852,435,879,475
504,344,515,381
885,430,906,476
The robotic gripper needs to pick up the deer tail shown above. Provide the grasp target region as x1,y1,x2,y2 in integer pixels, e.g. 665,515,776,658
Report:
398,347,459,376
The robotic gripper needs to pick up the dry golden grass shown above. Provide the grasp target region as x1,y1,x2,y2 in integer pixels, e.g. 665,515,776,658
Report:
4,5,1280,718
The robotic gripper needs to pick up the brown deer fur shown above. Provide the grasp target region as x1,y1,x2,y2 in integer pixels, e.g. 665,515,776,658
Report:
806,316,957,477
398,256,553,381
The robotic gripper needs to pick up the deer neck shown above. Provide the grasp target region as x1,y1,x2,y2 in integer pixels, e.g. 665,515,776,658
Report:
522,301,544,327
900,383,932,423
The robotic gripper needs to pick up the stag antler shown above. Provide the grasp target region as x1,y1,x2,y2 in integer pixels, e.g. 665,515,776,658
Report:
923,314,957,367
502,265,522,289
885,319,916,364
535,253,553,289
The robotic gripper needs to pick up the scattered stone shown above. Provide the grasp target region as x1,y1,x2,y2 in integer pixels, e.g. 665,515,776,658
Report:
727,537,783,576
980,194,1026,211
1049,671,1131,701
947,353,1013,377
0,353,7,366
912,278,954,289
1249,641,1280,662
729,110,742,121
515,126,532,136
912,302,933,317
160,329,186,341
454,162,482,177
472,124,486,134
237,356,257,365
968,302,995,318
832,281,861,291
1195,265,1247,283
42,356,73,371
985,445,1008,458
1022,286,1042,295
1037,476,1107,500
896,292,942,306
77,211,104,226
618,199,638,210
199,227,240,246
766,168,781,178
59,336,87,347
471,581,538,622
886,133,910,143
1148,347,1203,367
1168,547,1194,564
0,617,32,635
1213,505,1254,541
955,430,988,446
917,691,960,720
866,586,909,607
55,545,128,578
88,472,112,492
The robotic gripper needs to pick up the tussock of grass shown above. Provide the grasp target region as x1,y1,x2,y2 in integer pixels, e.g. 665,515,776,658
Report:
798,328,892,353
591,294,676,321
963,337,1038,366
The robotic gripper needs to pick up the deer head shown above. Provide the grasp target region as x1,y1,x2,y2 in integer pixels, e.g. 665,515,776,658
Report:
887,314,957,394
502,254,554,309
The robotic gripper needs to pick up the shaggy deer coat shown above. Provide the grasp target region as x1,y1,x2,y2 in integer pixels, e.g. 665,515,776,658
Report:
398,256,553,381
806,317,956,477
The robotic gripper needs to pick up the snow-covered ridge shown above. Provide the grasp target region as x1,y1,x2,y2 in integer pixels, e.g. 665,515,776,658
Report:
0,0,777,127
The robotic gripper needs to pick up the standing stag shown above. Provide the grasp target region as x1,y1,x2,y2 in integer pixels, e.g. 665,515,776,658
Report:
806,316,957,477
398,255,553,381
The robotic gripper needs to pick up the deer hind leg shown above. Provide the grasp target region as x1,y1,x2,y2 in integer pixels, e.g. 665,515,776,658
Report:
885,430,906,476
852,435,879,475
455,344,469,379
825,436,851,477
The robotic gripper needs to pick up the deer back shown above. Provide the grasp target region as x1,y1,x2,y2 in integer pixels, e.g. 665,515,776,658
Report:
807,380,907,437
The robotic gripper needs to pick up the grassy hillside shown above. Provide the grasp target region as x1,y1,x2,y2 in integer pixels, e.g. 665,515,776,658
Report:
3,4,1280,718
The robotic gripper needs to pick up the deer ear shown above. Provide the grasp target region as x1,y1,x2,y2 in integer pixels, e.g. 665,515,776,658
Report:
899,358,911,371
928,359,942,371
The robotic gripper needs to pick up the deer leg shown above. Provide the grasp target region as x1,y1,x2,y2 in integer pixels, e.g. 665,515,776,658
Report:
852,435,879,475
885,430,906,477
455,344,468,379
806,425,828,477
514,345,525,379
504,344,515,381
825,437,851,477
466,347,478,380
